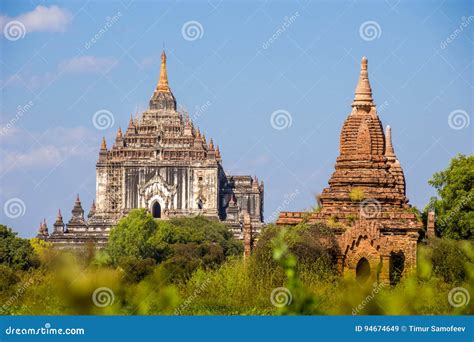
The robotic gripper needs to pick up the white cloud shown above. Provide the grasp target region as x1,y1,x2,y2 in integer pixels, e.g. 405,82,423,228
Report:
0,5,72,34
1,56,118,89
0,126,99,173
59,56,118,74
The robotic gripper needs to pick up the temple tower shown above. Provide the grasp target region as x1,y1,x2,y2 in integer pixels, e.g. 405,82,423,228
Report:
277,57,422,284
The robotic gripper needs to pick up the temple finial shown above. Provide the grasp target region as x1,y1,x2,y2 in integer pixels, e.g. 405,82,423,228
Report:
101,137,107,150
352,56,374,107
385,125,395,158
157,50,170,93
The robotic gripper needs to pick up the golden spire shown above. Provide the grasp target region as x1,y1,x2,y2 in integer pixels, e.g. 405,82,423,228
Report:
101,137,107,150
352,56,374,107
157,50,170,93
385,125,395,158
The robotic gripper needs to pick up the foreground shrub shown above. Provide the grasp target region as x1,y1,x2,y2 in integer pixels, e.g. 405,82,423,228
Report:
423,238,473,283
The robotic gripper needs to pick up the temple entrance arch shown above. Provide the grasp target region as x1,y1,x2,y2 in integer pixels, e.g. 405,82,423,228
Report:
151,201,161,219
356,257,371,282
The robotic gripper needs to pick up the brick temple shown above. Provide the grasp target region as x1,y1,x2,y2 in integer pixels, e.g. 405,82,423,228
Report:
277,57,422,284
37,51,264,248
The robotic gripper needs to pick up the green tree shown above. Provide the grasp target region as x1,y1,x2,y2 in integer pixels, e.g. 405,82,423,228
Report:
150,216,242,282
0,225,39,270
426,154,474,239
107,209,158,264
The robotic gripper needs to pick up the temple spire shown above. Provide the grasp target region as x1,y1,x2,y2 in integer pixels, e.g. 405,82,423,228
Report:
385,125,395,158
101,137,107,150
352,56,374,107
157,50,170,93
149,50,176,110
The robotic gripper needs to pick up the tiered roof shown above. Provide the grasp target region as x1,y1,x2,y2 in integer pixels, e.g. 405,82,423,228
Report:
98,51,221,164
278,57,420,230
319,57,407,213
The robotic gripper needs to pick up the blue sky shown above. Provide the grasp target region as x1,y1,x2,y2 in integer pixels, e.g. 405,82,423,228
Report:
0,0,472,237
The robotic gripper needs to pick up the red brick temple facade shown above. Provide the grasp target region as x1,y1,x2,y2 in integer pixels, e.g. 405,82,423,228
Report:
277,57,422,284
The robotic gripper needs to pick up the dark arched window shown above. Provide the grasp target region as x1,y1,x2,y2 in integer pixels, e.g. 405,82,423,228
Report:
152,202,161,219
356,257,371,282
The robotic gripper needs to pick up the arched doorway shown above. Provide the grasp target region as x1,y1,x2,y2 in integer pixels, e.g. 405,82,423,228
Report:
356,258,371,282
152,201,161,219
390,251,405,285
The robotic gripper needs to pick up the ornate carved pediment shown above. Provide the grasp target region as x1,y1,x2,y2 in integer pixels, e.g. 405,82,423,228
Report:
138,173,177,202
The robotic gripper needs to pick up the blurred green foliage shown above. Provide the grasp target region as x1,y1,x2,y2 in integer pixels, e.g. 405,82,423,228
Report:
0,218,472,315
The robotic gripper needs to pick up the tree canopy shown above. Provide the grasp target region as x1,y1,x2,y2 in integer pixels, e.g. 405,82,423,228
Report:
427,154,474,239
106,209,158,264
0,224,39,270
106,210,243,281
